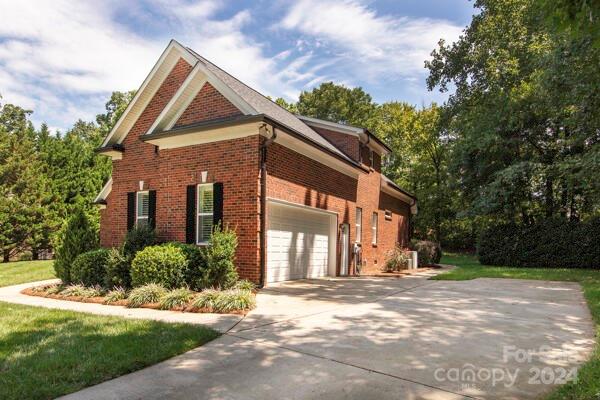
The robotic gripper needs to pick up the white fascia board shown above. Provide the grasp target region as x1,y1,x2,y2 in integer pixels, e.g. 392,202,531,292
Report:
298,115,390,156
380,179,417,214
144,63,206,135
144,122,261,149
192,61,256,115
297,115,363,136
101,41,196,147
272,127,360,179
94,178,113,203
100,150,123,160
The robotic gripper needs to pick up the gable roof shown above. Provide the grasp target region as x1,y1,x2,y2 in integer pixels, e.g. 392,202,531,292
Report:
101,39,354,166
183,46,350,160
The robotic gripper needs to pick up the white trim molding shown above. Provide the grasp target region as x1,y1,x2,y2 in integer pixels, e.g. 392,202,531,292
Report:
101,40,197,147
94,178,113,204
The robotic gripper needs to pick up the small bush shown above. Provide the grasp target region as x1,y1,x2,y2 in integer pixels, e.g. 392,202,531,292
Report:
46,285,64,295
130,244,188,289
201,225,238,289
234,280,256,291
478,218,600,268
123,224,157,257
166,242,205,290
104,287,128,303
61,284,104,298
159,288,194,310
127,283,167,307
383,246,411,272
410,240,442,266
53,207,99,284
192,288,255,313
71,249,110,287
105,248,131,289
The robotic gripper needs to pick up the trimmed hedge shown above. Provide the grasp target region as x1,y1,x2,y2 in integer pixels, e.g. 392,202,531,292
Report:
130,244,188,288
201,225,238,289
105,248,131,289
410,240,442,266
167,242,205,290
71,249,110,287
478,218,600,268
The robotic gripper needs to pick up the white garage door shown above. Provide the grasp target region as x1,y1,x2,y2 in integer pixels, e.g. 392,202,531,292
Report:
267,201,336,283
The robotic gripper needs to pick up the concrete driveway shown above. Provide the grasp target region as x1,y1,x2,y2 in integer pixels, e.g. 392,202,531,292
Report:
63,270,595,400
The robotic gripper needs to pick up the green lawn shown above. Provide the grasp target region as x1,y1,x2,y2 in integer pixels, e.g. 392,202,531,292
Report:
0,302,219,400
0,260,55,287
434,254,600,400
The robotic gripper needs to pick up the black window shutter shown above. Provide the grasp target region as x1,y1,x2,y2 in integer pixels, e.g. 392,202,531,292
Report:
127,192,136,231
148,190,157,229
186,185,196,244
213,182,224,228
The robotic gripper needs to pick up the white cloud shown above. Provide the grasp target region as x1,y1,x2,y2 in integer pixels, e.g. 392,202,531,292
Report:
279,0,463,83
0,0,317,130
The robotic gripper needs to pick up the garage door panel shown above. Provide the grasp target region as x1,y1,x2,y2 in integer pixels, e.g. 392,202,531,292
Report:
267,202,334,283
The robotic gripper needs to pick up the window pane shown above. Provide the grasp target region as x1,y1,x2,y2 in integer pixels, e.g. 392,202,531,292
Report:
198,186,214,213
137,218,148,228
137,192,149,217
372,212,377,244
197,215,213,243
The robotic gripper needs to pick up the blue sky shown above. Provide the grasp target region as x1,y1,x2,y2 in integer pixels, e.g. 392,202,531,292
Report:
0,0,474,132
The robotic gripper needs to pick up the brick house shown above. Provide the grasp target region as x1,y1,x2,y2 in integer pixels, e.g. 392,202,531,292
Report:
95,40,417,285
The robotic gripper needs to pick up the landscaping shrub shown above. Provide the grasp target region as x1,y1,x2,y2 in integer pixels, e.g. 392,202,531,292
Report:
46,285,63,295
60,284,104,298
122,224,157,257
105,248,131,289
201,225,238,289
477,218,600,268
192,288,255,313
53,207,99,284
159,288,194,310
234,280,256,291
167,242,205,290
127,283,167,307
383,246,411,272
70,249,110,287
130,244,188,289
410,240,442,266
104,287,127,304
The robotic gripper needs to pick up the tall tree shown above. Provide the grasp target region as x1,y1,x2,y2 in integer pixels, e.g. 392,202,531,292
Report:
0,102,55,261
296,82,377,127
426,0,600,224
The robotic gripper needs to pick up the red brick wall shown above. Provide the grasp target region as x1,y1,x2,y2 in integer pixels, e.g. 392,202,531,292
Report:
100,56,410,282
311,126,360,161
100,57,261,281
265,142,410,276
174,82,242,128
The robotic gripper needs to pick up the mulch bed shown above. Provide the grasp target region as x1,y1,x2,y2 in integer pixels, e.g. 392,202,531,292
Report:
21,287,251,315
362,265,443,278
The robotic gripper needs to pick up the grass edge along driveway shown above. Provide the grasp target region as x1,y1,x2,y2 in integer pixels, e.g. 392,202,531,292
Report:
0,301,219,400
433,254,600,400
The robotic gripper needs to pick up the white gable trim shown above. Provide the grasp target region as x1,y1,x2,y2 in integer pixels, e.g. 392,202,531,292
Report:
94,178,113,204
144,63,207,135
101,41,197,147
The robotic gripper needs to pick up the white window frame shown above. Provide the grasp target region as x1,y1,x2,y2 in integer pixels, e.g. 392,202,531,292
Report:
371,212,378,245
196,183,214,245
355,207,362,243
136,191,149,227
